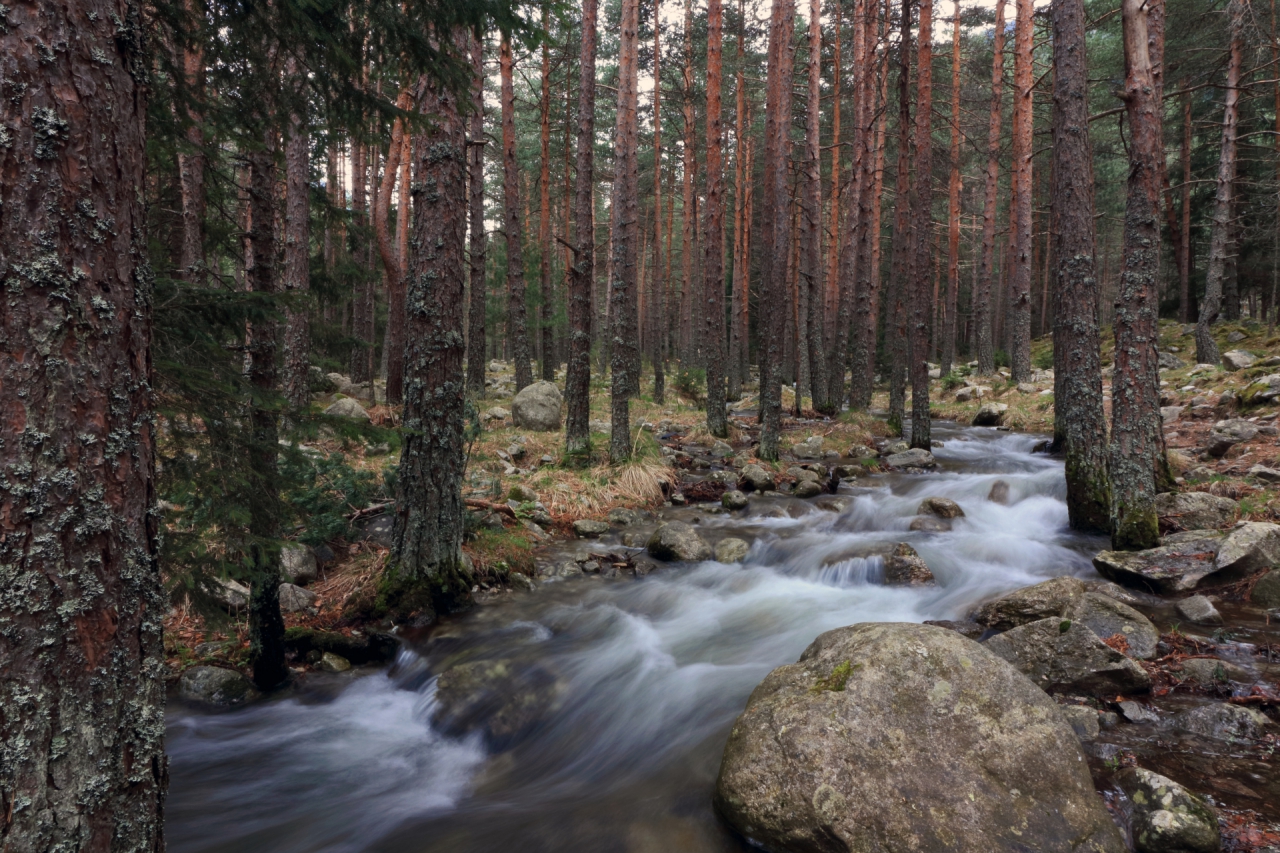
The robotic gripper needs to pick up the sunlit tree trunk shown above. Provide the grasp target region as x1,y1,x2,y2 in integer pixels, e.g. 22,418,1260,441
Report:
705,0,729,436
1111,0,1167,550
501,35,534,390
1196,0,1243,365
1008,0,1034,382
908,0,935,448
610,0,641,461
566,0,598,456
758,0,796,460
1051,0,1111,532
0,0,166,842
976,0,1006,375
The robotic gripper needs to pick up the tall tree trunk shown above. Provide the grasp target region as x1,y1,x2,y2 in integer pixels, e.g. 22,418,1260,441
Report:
245,135,287,691
350,141,374,383
942,0,962,377
501,35,534,390
0,0,166,842
866,7,890,392
1008,0,1034,382
283,62,312,411
1111,0,1167,550
705,0,729,436
758,0,796,460
653,0,668,402
540,3,557,381
976,0,1006,375
802,0,828,414
729,0,748,401
1196,0,1243,365
390,30,473,618
888,0,913,435
565,0,598,456
610,0,641,461
1051,0,1110,532
466,36,488,397
909,0,935,449
376,87,414,406
1180,85,1193,324
681,0,699,368
826,0,843,356
835,0,868,410
179,5,206,280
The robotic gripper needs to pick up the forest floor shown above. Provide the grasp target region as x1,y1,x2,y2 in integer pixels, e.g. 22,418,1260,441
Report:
164,317,1280,676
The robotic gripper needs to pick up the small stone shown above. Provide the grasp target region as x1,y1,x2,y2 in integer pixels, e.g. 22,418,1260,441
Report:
1161,405,1185,423
670,492,688,506
721,489,749,510
714,537,750,564
1174,595,1223,626
509,484,539,503
739,464,776,492
1227,330,1247,343
317,652,351,673
483,406,510,421
988,480,1011,504
278,582,318,613
1173,702,1271,742
512,381,564,431
1116,768,1221,853
790,435,824,459
1059,705,1101,741
1206,417,1258,457
917,497,965,519
1118,700,1159,724
607,506,642,526
882,543,935,586
1222,349,1257,371
178,666,261,706
573,519,610,538
1154,492,1238,530
794,479,823,498
1179,657,1251,684
280,544,318,585
1248,464,1280,483
323,397,371,420
1251,569,1280,609
883,448,936,469
646,522,712,562
908,515,951,533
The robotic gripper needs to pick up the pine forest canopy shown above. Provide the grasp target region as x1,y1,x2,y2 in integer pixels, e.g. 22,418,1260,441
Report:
1,0,1276,845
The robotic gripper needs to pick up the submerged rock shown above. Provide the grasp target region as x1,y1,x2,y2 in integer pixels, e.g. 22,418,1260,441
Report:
983,617,1151,696
721,489,749,510
714,623,1125,853
1173,703,1271,743
908,515,951,533
974,576,1087,630
179,666,261,707
512,380,563,431
714,538,750,564
432,658,563,750
1116,767,1221,853
917,497,965,519
646,522,712,562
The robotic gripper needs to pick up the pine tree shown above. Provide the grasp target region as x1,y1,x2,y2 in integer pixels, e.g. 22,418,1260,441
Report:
909,0,935,449
705,0,730,437
501,35,535,390
467,36,488,397
1008,0,1035,382
976,0,1006,376
610,0,641,461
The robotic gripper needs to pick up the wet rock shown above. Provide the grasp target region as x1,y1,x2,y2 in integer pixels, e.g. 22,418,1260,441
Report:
278,582,317,614
787,466,822,482
715,538,750,564
1205,418,1257,457
972,402,1009,426
512,380,563,431
1083,580,1163,609
178,666,261,707
282,628,398,665
646,522,712,562
791,435,825,459
1154,492,1238,531
509,484,539,503
988,479,1011,504
922,619,985,640
794,479,824,499
882,543,935,586
1062,593,1160,660
323,397,371,420
1173,703,1271,743
918,497,965,519
1251,569,1280,609
1117,767,1221,853
1247,464,1280,483
318,651,351,673
1060,705,1101,741
1092,535,1227,594
607,507,642,526
1221,349,1257,371
1118,700,1159,724
714,623,1126,853
739,463,776,492
1214,521,1280,577
974,576,1088,630
572,519,610,539
1174,595,1223,626
721,489,749,510
280,544,318,585
883,448,936,469
432,658,563,750
1179,658,1251,684
983,617,1152,696
908,515,952,533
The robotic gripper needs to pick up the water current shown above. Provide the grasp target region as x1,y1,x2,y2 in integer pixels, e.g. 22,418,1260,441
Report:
166,423,1110,853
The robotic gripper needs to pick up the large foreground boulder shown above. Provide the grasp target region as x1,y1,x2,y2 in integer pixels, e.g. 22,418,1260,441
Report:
511,380,563,431
715,623,1125,853
983,617,1151,696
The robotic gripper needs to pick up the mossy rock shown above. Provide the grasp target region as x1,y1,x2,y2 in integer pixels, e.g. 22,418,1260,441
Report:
282,627,398,665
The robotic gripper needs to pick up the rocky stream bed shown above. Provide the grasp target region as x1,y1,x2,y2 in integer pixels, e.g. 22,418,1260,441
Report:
166,421,1280,853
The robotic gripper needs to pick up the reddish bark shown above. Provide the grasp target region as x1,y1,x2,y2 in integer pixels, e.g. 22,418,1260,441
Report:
466,35,488,396
835,0,868,410
705,0,729,436
976,0,1006,375
565,0,598,455
942,0,962,377
376,86,414,405
1008,0,1034,381
610,0,641,461
540,3,556,380
681,0,698,366
908,0,935,448
500,35,534,390
887,0,912,433
653,0,668,401
283,60,312,411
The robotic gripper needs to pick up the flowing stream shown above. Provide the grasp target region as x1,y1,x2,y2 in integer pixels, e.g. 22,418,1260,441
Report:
166,424,1111,853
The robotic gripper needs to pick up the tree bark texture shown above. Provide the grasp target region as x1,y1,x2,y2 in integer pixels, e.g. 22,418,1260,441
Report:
652,1,668,402
836,0,868,411
1111,0,1166,550
540,3,557,381
681,0,699,368
1008,0,1034,382
501,36,534,391
376,87,414,406
801,0,827,415
1196,0,1243,365
283,64,312,411
565,0,597,457
976,0,1006,376
909,0,934,449
0,0,166,845
178,9,206,280
942,0,962,377
758,0,796,461
466,36,488,397
888,0,913,435
391,31,473,617
705,0,729,436
1051,0,1111,533
610,0,641,461
1180,86,1193,324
